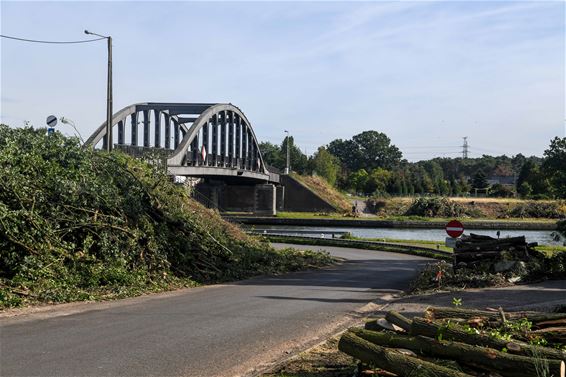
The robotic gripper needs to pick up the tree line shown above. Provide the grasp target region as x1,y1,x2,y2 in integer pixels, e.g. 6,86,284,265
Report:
259,131,566,199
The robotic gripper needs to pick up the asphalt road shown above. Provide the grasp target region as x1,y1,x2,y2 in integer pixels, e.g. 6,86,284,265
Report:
0,244,429,377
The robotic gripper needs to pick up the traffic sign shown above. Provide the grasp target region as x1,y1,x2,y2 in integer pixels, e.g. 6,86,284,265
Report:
46,115,57,128
445,220,464,238
201,145,207,162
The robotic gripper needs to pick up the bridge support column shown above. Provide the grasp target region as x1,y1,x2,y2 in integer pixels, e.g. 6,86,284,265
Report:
254,184,276,216
193,182,221,209
276,185,285,211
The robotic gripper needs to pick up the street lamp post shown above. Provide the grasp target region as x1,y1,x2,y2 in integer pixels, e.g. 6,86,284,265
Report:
84,30,112,152
284,130,290,174
60,117,84,143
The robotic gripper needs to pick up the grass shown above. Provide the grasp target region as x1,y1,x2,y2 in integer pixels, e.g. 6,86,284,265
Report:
264,234,451,261
381,196,559,204
274,212,556,224
348,237,454,253
534,245,566,257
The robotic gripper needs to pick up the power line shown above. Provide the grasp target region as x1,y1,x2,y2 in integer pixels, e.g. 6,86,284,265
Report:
402,151,462,155
469,146,506,155
0,34,105,44
400,146,461,149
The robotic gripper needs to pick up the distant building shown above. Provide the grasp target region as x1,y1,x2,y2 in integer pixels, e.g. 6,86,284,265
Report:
487,175,515,186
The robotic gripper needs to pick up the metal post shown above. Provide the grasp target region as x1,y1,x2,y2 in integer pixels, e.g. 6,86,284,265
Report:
106,36,113,152
85,30,113,152
131,112,137,146
284,130,290,174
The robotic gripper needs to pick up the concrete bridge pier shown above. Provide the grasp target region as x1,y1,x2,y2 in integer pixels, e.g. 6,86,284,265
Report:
253,184,276,216
194,181,278,215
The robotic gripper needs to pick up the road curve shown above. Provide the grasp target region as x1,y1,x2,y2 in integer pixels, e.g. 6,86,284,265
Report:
0,244,430,377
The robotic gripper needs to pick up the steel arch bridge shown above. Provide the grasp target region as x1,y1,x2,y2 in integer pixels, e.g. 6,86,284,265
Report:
84,103,279,183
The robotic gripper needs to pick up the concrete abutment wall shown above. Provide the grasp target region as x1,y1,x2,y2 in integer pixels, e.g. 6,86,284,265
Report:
192,174,337,215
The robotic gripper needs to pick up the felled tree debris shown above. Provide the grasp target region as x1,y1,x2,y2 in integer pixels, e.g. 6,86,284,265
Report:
339,306,566,377
338,332,473,377
425,306,566,325
350,328,565,377
453,234,542,274
411,317,566,360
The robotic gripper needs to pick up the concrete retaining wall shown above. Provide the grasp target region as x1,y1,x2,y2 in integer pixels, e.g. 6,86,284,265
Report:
279,175,337,213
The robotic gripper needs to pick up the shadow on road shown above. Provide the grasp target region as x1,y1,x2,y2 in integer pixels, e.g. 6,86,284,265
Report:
237,259,430,291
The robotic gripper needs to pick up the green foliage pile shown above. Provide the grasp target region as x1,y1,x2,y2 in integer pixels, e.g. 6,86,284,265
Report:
405,197,481,218
409,261,508,293
0,126,332,308
508,201,565,219
412,251,566,294
538,252,566,279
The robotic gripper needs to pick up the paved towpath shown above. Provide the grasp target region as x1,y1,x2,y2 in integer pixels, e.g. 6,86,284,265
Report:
0,244,429,377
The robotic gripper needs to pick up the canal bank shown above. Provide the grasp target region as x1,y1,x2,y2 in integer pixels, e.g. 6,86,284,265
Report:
224,216,557,230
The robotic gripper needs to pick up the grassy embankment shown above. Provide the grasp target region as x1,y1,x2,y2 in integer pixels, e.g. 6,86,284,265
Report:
268,172,565,223
275,211,557,223
274,195,563,225
289,173,352,212
229,171,564,224
0,126,333,309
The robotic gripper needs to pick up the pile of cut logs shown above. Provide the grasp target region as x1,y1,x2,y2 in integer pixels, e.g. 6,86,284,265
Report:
453,234,539,268
339,306,566,377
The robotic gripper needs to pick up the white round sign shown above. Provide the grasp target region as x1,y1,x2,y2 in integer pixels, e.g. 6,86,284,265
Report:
46,115,57,127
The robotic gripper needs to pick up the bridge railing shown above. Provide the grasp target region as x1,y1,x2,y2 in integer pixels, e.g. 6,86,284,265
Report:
185,151,260,171
114,144,169,170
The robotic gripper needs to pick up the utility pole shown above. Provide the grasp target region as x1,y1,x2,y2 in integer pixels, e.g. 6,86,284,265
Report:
85,30,112,152
462,136,469,159
284,130,290,174
106,36,112,151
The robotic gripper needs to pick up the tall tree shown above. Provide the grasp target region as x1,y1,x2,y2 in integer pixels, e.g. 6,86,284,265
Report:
472,169,488,190
327,138,362,171
516,160,550,197
328,131,402,172
349,169,369,194
258,141,284,170
542,137,566,198
352,131,403,170
311,147,340,186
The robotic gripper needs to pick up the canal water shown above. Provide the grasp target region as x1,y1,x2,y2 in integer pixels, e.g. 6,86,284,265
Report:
248,225,564,246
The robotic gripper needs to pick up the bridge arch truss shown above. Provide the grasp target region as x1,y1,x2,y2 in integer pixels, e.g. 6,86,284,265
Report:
84,103,278,183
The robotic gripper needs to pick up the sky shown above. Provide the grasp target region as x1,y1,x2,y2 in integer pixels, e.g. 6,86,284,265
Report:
1,0,564,161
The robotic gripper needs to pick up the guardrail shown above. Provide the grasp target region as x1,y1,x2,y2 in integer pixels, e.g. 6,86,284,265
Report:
247,232,453,260
252,229,349,237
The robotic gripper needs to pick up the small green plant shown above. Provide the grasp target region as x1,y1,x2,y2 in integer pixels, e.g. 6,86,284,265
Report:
461,323,480,335
452,297,462,307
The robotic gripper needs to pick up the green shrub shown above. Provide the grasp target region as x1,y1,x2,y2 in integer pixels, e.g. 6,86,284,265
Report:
0,125,332,308
542,252,566,278
508,201,565,218
405,197,478,218
489,184,515,198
